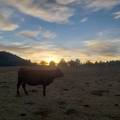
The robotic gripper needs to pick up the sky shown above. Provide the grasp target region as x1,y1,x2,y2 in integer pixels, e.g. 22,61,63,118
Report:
0,0,120,63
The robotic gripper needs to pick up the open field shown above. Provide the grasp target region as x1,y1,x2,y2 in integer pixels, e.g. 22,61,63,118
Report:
0,66,120,120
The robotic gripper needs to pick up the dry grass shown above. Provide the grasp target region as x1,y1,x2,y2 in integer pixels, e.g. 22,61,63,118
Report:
0,66,120,120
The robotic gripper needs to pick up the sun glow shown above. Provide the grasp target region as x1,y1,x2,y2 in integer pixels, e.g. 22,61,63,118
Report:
25,52,62,64
44,55,60,63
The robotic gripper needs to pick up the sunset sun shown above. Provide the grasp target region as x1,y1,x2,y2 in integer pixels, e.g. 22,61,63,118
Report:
44,55,60,64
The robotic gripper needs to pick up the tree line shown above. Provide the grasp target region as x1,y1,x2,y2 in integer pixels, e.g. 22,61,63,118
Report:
39,58,120,68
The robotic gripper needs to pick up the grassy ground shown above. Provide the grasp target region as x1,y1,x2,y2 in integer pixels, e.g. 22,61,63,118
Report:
0,66,120,120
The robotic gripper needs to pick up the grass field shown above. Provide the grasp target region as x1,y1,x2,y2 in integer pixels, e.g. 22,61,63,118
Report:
0,66,120,120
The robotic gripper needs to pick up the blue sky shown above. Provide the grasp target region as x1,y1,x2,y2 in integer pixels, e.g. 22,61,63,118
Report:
0,0,120,63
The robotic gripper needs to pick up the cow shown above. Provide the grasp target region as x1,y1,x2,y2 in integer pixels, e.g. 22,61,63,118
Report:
16,68,64,96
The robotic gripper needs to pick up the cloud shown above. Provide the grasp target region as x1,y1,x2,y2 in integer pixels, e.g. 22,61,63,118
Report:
56,0,80,5
113,11,120,19
0,0,120,25
0,22,18,31
84,39,120,56
80,17,88,23
0,44,82,62
18,27,56,39
2,0,74,24
39,27,57,39
0,42,31,55
0,38,120,63
84,0,120,11
19,30,39,39
0,10,18,31
0,41,61,62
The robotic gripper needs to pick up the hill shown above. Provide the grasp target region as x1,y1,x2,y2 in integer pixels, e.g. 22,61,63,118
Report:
0,51,33,66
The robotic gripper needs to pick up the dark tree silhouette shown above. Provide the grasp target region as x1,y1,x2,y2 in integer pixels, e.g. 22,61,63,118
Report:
49,61,56,68
40,60,48,66
68,59,81,68
85,60,93,65
57,59,68,68
1,51,120,68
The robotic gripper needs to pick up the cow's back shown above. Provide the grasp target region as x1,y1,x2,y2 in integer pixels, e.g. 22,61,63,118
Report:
18,68,54,85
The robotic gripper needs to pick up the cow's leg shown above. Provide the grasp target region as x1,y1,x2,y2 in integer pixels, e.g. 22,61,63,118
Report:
22,83,28,95
43,85,46,96
16,80,22,96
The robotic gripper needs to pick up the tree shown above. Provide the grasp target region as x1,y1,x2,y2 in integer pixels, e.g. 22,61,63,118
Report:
86,60,93,65
57,58,68,68
75,59,81,66
40,60,48,66
68,59,81,68
49,61,56,68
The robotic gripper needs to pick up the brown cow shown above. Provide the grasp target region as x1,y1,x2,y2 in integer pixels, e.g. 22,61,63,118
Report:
16,68,64,96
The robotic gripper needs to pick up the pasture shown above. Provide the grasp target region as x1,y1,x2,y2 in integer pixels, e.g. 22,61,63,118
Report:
0,66,120,120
